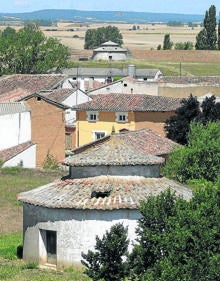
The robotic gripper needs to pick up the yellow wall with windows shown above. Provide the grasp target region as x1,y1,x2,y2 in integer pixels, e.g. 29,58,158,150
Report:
76,111,136,146
75,110,175,147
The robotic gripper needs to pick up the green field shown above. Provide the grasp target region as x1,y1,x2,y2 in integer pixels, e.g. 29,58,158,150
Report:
69,59,220,76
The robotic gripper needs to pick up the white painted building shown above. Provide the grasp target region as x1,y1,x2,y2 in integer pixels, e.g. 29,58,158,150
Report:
0,102,31,150
0,102,36,168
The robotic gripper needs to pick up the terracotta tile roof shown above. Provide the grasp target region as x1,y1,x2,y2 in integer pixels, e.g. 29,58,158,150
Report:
0,141,35,162
72,94,181,112
0,74,66,102
69,128,179,163
39,88,76,103
158,76,220,85
17,176,192,210
64,135,164,166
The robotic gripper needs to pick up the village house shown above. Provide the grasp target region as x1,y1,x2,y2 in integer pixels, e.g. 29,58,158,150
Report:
61,65,162,90
158,76,220,98
72,93,181,146
18,129,191,268
0,102,36,168
91,40,128,61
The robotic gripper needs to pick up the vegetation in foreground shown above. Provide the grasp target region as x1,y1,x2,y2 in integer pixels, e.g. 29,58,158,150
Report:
82,185,220,281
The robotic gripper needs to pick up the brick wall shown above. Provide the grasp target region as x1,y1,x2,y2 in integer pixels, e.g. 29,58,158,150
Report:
26,97,66,166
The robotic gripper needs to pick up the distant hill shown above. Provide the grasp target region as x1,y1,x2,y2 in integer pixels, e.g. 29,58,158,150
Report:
0,9,204,24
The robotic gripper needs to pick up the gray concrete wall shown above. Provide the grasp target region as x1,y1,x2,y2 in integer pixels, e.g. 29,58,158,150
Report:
70,164,160,179
22,204,140,267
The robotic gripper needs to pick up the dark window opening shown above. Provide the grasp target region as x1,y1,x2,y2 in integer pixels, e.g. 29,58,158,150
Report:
46,230,56,256
90,114,97,121
123,83,127,87
91,190,111,198
36,96,41,101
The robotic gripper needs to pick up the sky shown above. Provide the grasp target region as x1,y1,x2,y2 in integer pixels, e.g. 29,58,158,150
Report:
1,0,220,15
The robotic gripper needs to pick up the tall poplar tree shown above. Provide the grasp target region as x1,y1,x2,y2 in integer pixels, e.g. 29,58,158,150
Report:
218,19,220,50
195,5,217,50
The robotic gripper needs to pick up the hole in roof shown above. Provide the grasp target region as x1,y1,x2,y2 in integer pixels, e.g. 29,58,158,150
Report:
91,190,111,199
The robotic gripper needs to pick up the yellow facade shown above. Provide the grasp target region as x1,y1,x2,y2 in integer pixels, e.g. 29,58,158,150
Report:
76,111,136,146
75,110,175,147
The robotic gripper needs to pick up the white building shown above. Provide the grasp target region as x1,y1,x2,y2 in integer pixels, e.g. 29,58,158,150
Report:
0,102,36,168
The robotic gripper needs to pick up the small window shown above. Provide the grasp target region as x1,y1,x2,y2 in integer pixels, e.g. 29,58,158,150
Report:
87,111,99,122
95,132,105,140
93,131,106,141
116,112,128,123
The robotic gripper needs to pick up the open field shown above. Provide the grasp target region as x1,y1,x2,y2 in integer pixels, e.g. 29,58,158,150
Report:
1,22,220,75
0,167,67,234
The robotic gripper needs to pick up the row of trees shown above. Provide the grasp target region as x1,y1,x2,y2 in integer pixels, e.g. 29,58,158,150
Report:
84,25,123,49
157,34,193,50
82,182,220,281
158,5,220,50
0,24,69,75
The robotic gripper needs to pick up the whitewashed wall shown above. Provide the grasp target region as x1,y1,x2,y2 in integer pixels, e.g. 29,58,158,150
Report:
63,90,91,125
22,204,141,267
0,111,31,150
3,144,36,168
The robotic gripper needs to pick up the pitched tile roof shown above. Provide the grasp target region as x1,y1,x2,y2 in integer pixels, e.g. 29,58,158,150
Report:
17,176,192,210
64,135,164,166
0,141,35,162
0,74,66,102
39,89,76,103
115,128,179,156
69,129,179,165
72,94,181,112
0,102,30,116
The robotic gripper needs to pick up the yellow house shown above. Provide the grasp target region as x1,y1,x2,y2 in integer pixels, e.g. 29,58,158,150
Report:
73,93,181,147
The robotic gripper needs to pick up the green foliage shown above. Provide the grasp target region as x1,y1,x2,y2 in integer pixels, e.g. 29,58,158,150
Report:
0,233,22,260
163,122,220,183
195,5,217,50
81,223,129,281
165,94,200,145
0,24,69,74
163,34,173,50
174,41,194,50
43,152,59,170
128,186,220,280
1,26,16,38
218,20,220,50
20,262,38,270
165,94,220,145
84,25,123,49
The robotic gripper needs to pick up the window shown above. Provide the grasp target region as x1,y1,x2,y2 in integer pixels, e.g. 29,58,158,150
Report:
93,131,106,141
87,111,99,122
116,112,128,123
65,133,72,150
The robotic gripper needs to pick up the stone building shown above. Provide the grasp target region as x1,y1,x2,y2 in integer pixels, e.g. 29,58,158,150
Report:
92,41,128,61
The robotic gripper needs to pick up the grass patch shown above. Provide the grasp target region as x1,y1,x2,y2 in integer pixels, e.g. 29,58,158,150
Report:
0,168,67,208
0,232,22,260
0,232,90,280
